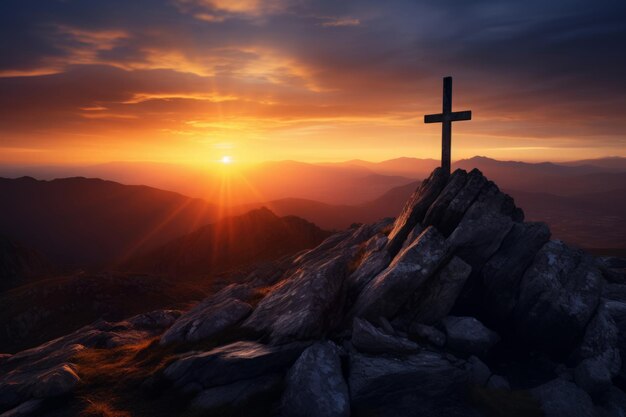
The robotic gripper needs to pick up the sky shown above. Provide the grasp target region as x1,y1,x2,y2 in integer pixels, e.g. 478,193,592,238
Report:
1,0,625,166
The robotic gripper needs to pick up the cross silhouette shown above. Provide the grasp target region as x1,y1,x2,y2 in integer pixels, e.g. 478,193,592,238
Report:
424,76,472,176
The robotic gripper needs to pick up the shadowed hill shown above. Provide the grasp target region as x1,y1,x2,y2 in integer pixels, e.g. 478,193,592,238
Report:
0,177,218,268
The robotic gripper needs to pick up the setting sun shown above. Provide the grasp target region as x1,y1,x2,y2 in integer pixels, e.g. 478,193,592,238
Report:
221,156,233,164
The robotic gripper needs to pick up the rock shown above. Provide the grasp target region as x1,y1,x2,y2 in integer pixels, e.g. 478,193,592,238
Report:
31,363,80,398
352,318,419,354
346,233,391,298
191,374,282,412
447,182,517,271
603,284,626,302
442,316,500,356
422,169,468,230
530,378,595,417
127,309,181,330
281,342,350,417
349,351,479,416
597,386,626,417
386,168,448,256
515,241,603,353
408,323,446,347
467,355,491,386
605,301,626,379
353,226,449,321
407,256,471,325
575,303,621,379
0,399,43,417
574,357,612,399
486,374,510,390
437,169,489,237
482,222,551,322
160,298,252,345
163,341,309,391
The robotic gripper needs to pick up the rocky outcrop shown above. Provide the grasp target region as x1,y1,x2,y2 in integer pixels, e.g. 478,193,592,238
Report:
351,318,419,354
191,374,283,413
442,316,500,357
281,342,350,417
531,379,595,417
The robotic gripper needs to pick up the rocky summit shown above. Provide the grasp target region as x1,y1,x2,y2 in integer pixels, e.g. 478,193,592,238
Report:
1,167,626,417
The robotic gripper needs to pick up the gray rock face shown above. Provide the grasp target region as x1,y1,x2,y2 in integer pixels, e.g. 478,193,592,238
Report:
515,241,603,353
281,342,350,417
191,374,282,412
437,169,489,237
467,355,491,386
160,298,252,345
575,357,612,398
353,226,449,321
244,223,382,342
605,301,626,379
575,303,621,379
349,351,477,416
386,168,448,256
422,169,468,230
530,378,595,417
408,323,446,347
352,318,419,354
442,316,500,356
164,341,309,391
346,233,391,299
408,256,471,325
482,222,551,322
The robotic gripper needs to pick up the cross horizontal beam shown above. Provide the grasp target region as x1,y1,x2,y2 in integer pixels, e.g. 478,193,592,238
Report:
424,110,472,124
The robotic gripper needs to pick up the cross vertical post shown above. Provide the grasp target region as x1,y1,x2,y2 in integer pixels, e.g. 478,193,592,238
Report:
424,76,472,177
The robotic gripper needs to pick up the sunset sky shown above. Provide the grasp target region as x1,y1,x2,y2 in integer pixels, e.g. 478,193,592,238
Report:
1,0,625,166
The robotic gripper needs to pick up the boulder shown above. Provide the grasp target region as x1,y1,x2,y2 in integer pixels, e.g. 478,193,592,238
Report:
353,226,449,321
575,303,621,379
467,355,491,386
482,222,551,322
437,169,489,237
574,357,612,399
352,318,419,354
605,300,626,379
515,241,603,353
597,386,626,417
160,298,252,345
407,256,471,325
346,234,391,298
191,374,282,412
602,284,626,302
349,351,479,416
422,169,468,229
386,168,448,256
530,378,595,417
442,316,500,357
486,374,510,390
281,342,350,417
408,323,446,347
163,341,309,391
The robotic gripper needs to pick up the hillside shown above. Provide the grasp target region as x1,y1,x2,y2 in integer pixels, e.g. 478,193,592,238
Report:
0,177,218,267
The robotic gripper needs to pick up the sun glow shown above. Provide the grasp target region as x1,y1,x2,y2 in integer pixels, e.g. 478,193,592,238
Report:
221,155,233,164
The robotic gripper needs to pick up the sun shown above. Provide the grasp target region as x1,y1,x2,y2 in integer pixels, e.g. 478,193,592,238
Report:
221,155,232,164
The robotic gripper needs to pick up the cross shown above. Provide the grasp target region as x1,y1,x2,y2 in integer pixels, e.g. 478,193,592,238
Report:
424,76,472,177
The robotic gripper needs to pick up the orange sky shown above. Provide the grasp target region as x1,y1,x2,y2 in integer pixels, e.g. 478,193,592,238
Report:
1,0,625,167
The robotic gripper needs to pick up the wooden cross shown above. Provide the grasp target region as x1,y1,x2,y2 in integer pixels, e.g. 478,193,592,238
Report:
424,76,472,176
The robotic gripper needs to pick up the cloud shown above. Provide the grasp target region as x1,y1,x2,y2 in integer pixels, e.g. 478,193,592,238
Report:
321,18,360,27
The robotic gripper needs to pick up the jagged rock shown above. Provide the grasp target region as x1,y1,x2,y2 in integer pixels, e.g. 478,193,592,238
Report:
575,303,621,379
281,342,350,417
128,309,182,330
486,374,510,390
575,357,612,399
530,378,595,417
31,363,80,398
386,168,448,256
398,224,425,252
408,256,471,325
160,298,252,345
437,169,489,237
467,355,491,386
603,284,626,302
482,222,551,322
352,318,419,354
597,386,626,417
191,374,282,412
407,323,445,347
515,241,603,353
347,233,391,298
0,399,43,417
605,301,626,379
447,182,517,271
353,226,449,321
442,316,500,356
422,169,468,229
163,341,309,391
243,222,384,342
349,351,479,416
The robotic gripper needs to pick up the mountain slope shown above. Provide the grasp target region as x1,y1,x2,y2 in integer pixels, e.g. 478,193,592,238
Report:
126,208,331,276
0,177,218,267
